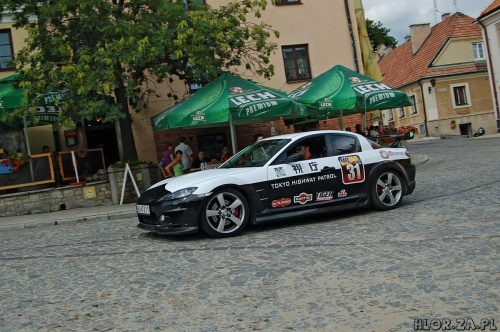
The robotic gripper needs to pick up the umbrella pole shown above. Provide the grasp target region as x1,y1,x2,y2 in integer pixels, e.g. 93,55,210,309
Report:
229,113,237,154
23,116,35,182
339,110,344,130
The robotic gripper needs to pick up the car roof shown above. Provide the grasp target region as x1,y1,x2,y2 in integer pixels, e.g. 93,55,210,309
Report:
261,130,362,141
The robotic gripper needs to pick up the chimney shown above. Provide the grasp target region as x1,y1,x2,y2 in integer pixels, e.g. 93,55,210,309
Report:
441,13,451,21
410,23,431,54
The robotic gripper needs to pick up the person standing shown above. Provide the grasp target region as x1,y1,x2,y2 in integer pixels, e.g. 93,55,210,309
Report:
175,136,194,173
369,125,379,137
166,150,184,177
389,121,397,134
355,124,366,136
160,143,174,168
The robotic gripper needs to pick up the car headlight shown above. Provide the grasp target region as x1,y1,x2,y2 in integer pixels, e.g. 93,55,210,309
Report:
161,187,197,201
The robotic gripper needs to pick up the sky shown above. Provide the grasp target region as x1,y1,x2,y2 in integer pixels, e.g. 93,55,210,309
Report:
362,0,493,45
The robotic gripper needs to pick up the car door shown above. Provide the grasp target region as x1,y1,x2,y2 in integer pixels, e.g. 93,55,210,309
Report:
266,134,342,211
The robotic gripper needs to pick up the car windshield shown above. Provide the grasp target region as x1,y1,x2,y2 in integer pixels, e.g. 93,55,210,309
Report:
219,139,291,168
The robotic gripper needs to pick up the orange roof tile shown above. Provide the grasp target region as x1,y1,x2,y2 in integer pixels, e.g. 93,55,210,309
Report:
477,0,500,19
378,13,485,88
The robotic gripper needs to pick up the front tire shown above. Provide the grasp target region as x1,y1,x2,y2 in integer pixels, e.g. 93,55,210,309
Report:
371,170,404,210
200,188,249,237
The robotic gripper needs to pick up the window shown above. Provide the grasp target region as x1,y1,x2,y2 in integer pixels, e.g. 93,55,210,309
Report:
399,107,405,119
0,30,14,70
472,42,485,61
181,0,205,8
276,0,301,5
451,84,470,107
388,109,394,121
330,135,361,156
282,45,311,82
410,95,418,115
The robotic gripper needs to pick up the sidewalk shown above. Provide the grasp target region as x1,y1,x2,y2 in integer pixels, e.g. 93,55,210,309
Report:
0,203,137,230
0,152,430,231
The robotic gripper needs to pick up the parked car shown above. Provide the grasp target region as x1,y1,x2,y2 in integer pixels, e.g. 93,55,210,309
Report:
136,130,416,237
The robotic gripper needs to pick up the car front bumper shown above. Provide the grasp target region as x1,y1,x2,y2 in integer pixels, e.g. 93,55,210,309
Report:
136,187,207,235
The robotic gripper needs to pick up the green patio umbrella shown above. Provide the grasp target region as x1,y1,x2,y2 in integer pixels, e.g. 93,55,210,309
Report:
0,74,66,128
288,65,412,126
153,73,307,151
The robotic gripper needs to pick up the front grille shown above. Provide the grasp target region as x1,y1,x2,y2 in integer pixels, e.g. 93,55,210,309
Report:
138,185,171,204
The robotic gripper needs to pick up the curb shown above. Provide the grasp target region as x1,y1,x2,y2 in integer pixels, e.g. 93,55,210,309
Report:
0,211,136,231
413,154,429,166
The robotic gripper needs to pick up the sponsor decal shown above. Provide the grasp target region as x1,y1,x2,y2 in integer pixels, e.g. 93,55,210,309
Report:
230,87,243,93
191,111,206,122
316,191,334,201
388,150,406,157
379,150,389,159
337,189,347,197
366,92,396,105
320,98,332,108
294,192,313,204
274,167,286,178
272,198,292,208
270,173,336,189
230,91,278,106
339,155,365,184
352,82,392,95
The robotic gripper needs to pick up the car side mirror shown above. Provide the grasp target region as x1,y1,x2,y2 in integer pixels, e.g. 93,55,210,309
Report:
285,152,303,163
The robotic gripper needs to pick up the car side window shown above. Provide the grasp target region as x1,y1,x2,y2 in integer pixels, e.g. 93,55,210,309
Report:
289,136,327,159
272,136,328,164
329,134,361,156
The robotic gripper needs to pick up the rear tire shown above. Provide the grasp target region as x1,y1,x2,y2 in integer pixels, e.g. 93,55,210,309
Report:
200,188,249,238
371,170,404,210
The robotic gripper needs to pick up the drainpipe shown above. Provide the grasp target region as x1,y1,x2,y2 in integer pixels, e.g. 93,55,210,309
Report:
417,80,430,136
344,0,360,72
478,20,500,132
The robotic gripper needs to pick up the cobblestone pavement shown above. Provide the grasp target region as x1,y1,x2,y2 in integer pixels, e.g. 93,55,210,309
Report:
0,137,499,332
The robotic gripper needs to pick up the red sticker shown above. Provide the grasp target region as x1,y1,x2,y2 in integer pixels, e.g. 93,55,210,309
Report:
272,198,292,208
338,155,365,184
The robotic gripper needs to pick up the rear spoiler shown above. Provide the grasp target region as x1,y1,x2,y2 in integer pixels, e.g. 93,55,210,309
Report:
375,130,415,148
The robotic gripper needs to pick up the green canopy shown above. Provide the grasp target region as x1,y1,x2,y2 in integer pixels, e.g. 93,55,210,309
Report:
288,65,412,116
153,73,307,131
0,74,66,129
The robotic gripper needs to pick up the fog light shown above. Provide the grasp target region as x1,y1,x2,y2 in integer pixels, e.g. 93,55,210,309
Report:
159,215,165,222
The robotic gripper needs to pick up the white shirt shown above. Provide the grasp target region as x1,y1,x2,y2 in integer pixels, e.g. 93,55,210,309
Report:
175,142,193,170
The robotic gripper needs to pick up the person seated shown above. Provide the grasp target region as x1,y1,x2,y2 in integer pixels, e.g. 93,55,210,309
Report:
190,150,211,172
165,150,184,177
295,144,316,160
220,146,232,162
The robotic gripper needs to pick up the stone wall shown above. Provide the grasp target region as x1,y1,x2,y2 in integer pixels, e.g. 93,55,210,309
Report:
0,165,163,217
0,181,113,217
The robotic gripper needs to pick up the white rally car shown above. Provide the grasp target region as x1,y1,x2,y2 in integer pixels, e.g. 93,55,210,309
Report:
136,130,416,237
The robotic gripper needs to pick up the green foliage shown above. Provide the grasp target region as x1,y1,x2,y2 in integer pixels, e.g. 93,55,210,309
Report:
366,19,398,50
0,0,278,158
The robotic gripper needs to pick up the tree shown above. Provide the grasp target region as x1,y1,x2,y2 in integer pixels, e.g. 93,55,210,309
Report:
366,19,397,50
0,0,278,161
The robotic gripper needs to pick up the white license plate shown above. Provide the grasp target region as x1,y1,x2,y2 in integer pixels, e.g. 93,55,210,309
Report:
136,204,150,215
